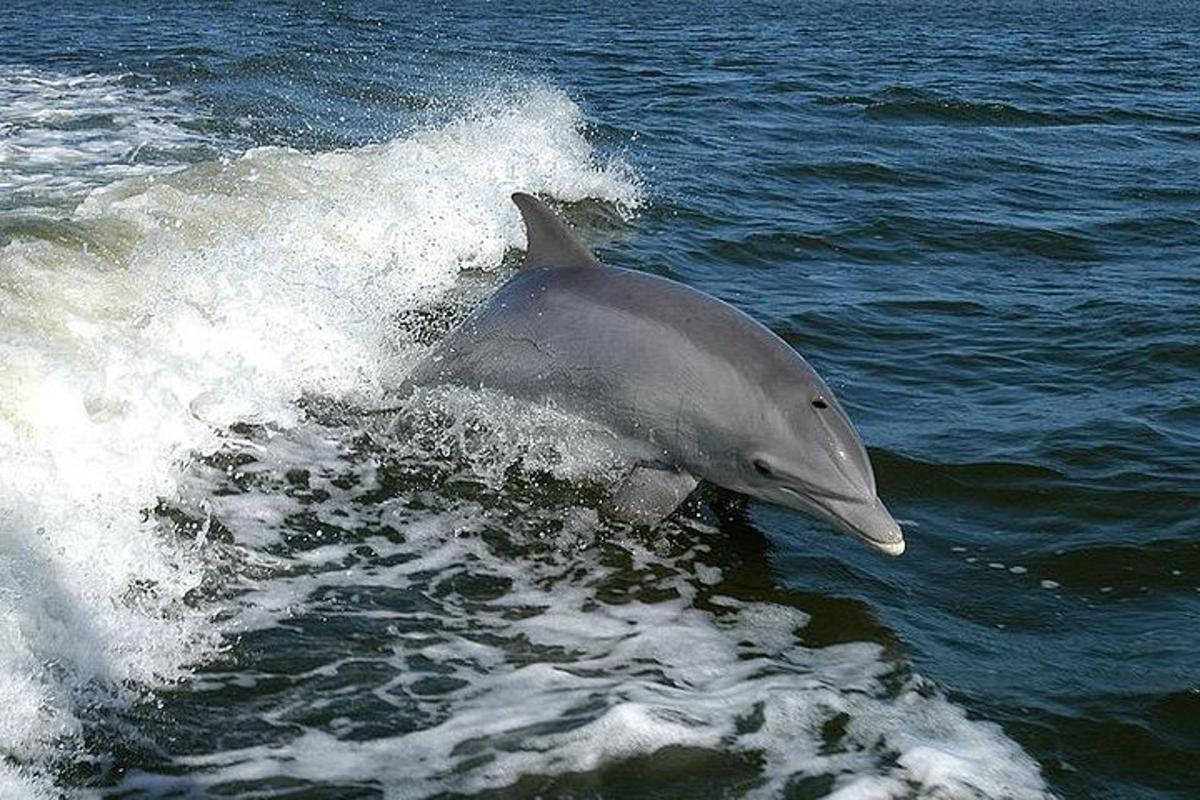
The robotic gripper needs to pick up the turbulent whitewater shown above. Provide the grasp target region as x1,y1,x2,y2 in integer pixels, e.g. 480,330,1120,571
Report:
0,74,639,794
0,67,1054,798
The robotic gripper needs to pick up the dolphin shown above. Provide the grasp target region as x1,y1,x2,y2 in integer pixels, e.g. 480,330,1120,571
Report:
404,193,905,555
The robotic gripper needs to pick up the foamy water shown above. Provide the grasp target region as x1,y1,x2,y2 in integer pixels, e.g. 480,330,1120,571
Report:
119,415,1049,799
0,72,638,795
0,69,217,210
0,66,1049,798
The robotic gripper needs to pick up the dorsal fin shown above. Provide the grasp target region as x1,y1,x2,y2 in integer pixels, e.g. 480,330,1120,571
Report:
511,192,600,270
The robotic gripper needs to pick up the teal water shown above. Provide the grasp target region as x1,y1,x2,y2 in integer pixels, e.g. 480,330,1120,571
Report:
0,2,1197,798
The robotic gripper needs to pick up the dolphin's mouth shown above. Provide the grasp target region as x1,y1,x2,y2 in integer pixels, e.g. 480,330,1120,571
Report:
779,486,906,556
859,534,906,557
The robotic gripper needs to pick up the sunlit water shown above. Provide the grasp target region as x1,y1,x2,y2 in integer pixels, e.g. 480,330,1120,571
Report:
1,2,1197,798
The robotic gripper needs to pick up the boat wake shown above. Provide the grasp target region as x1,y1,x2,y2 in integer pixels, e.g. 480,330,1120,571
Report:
0,67,1048,798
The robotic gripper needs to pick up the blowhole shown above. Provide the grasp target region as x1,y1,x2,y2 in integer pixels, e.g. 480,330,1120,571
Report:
753,459,773,476
812,398,828,409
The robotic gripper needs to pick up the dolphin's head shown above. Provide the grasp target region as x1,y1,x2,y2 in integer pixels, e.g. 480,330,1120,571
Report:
725,369,906,556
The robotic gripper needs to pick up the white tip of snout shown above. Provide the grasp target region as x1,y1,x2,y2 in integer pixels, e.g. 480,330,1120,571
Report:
834,496,906,557
871,536,906,557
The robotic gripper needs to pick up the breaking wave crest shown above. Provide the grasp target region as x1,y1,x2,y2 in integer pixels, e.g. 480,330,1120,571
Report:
0,75,639,795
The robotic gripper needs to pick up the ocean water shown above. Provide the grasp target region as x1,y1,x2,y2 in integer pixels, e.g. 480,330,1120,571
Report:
0,2,1197,798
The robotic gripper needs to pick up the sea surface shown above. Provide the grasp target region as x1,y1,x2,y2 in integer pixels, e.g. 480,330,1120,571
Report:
1,2,1197,798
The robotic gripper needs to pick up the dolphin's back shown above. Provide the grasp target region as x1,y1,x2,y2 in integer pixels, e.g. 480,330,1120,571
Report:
408,263,814,462
404,194,902,553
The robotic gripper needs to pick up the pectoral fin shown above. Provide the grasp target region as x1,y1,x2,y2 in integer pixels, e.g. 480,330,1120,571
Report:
601,463,698,527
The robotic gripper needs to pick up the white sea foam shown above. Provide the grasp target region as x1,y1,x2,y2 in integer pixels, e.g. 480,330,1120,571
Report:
117,421,1052,799
0,68,218,209
0,73,640,794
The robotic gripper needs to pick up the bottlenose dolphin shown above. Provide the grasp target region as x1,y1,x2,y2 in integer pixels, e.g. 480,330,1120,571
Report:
405,193,905,555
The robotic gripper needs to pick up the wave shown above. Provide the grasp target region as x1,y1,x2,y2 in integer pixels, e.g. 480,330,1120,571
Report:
0,73,640,795
819,86,1199,127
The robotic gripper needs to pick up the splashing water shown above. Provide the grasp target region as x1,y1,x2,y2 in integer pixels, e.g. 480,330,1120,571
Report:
0,63,1050,799
0,74,640,795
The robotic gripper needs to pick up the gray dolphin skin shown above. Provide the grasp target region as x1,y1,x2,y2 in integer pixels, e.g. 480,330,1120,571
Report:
405,193,906,556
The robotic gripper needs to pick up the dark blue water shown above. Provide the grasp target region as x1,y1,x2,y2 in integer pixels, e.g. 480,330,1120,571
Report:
1,2,1197,799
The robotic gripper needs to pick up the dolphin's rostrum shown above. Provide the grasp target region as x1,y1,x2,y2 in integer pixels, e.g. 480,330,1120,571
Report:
406,193,906,556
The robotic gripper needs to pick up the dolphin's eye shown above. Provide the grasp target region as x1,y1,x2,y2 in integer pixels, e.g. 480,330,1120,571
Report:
753,459,773,477
811,398,828,409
